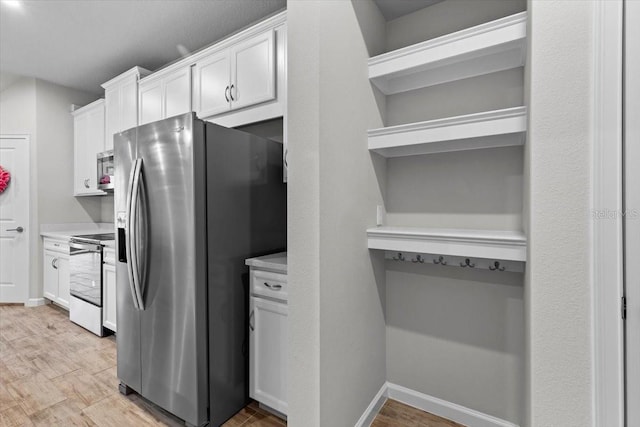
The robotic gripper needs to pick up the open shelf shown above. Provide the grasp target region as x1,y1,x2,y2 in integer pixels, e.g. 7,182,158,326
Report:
367,226,526,262
368,11,527,95
368,106,526,158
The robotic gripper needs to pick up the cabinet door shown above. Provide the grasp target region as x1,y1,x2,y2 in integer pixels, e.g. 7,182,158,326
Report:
43,251,58,301
194,50,231,118
73,112,91,195
139,80,163,125
104,87,120,151
164,68,192,119
231,30,275,111
121,77,139,132
103,263,117,332
249,296,288,415
73,102,105,195
56,256,70,309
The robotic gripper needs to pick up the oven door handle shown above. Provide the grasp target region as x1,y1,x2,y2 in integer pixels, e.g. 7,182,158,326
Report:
125,158,145,311
69,242,101,251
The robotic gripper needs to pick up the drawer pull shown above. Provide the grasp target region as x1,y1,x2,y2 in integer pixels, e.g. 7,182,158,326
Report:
263,282,282,291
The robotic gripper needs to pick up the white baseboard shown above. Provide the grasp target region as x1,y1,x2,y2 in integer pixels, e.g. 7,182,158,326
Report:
356,382,519,427
25,298,46,307
354,383,387,427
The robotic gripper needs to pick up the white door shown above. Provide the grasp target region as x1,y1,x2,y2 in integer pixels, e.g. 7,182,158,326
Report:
103,262,117,332
231,30,276,111
625,0,640,424
0,135,30,303
104,87,120,151
164,68,192,119
249,296,288,415
194,50,231,118
139,80,163,125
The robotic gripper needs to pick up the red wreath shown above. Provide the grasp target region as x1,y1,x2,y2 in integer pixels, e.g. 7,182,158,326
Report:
0,166,11,193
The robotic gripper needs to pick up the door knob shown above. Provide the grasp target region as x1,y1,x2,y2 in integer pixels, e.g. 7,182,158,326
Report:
7,227,24,233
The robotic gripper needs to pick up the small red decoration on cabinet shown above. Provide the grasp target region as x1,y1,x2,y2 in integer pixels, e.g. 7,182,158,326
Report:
0,166,11,194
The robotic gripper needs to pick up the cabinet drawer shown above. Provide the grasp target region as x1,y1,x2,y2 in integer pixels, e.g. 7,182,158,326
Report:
43,239,69,254
103,247,116,265
251,269,287,302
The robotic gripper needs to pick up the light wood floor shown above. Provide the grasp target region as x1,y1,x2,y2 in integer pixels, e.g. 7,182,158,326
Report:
0,304,461,427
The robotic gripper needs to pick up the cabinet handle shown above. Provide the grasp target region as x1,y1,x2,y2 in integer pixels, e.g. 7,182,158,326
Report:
84,178,90,188
249,310,255,331
230,84,235,101
263,282,282,291
52,258,58,269
224,86,230,102
284,149,288,168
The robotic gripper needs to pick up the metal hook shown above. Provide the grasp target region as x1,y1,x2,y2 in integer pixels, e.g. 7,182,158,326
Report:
460,258,475,268
412,254,425,263
392,252,405,262
489,261,506,271
433,255,447,265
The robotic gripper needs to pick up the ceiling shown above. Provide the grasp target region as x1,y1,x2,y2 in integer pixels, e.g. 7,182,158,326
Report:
0,0,286,94
0,0,442,96
373,0,443,21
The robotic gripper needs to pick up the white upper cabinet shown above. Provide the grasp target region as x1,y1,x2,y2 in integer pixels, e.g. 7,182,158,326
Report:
164,68,192,119
194,30,275,118
139,67,192,126
139,81,163,125
193,50,230,117
231,30,276,110
102,67,151,150
72,99,105,196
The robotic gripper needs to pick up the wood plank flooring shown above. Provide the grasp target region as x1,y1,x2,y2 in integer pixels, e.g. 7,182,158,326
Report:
1,304,461,427
371,399,465,427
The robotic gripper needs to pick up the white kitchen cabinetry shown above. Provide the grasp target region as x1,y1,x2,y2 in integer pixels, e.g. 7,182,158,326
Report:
72,99,106,196
102,67,151,150
43,238,70,309
192,15,286,130
246,253,288,416
139,67,192,126
194,30,275,118
102,246,116,332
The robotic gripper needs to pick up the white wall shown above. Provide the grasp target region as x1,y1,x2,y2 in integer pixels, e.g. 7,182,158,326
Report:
0,76,101,300
287,0,387,425
526,1,595,425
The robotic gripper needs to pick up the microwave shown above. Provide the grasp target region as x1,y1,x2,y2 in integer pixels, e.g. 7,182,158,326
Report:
97,150,114,191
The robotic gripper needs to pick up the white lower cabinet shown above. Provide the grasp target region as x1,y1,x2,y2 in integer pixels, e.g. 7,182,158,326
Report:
43,238,70,309
247,255,288,416
102,247,117,332
249,296,288,415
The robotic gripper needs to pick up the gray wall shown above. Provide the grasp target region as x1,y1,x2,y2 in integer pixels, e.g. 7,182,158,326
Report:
382,1,526,424
526,1,595,425
287,0,387,425
0,76,103,300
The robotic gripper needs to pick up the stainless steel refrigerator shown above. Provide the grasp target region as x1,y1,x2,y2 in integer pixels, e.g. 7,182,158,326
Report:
114,113,286,427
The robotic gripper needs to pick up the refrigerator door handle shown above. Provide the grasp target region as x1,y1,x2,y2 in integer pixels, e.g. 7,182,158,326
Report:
125,158,145,310
130,158,145,310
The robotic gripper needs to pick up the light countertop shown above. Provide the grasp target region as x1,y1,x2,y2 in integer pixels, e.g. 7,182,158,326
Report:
40,222,115,245
245,252,287,273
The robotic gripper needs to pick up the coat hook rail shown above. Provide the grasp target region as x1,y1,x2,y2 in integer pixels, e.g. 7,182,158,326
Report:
383,251,525,273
